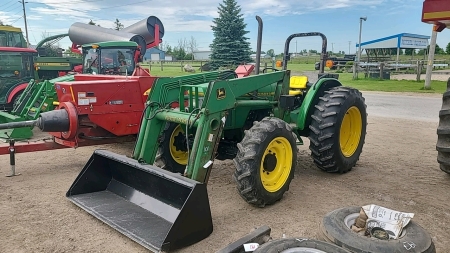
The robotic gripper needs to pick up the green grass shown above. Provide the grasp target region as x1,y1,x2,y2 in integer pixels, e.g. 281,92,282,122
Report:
142,63,448,93
337,73,447,93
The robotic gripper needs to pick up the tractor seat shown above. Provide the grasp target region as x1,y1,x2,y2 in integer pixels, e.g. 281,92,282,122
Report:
290,76,308,89
289,75,308,96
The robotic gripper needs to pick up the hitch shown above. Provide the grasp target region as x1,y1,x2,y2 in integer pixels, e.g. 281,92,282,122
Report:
0,109,70,132
6,139,20,177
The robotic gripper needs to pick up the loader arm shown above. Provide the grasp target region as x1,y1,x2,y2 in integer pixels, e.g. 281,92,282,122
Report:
133,70,290,183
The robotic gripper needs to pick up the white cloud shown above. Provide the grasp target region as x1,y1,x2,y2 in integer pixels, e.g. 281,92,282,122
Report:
21,0,391,36
3,0,407,48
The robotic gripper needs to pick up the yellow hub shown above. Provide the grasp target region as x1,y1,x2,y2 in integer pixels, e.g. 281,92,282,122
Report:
340,106,363,157
260,137,293,193
169,124,188,165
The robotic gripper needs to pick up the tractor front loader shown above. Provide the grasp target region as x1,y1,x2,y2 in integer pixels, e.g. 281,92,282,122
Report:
64,17,367,253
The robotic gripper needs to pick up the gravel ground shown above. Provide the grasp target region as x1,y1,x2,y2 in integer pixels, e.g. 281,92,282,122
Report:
0,113,449,253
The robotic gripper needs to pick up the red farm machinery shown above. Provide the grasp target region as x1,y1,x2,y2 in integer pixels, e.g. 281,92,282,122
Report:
0,16,165,145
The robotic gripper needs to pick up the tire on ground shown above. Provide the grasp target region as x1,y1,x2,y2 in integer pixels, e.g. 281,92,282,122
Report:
254,238,351,253
233,117,298,207
155,122,188,174
436,89,450,174
318,206,436,253
308,86,367,173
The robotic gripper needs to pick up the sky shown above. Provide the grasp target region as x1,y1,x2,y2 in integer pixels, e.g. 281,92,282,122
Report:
0,0,448,55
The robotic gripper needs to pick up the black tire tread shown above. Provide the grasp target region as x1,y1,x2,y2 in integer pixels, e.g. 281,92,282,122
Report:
254,238,351,253
154,122,186,174
233,117,298,207
320,206,436,253
437,90,450,174
308,86,367,173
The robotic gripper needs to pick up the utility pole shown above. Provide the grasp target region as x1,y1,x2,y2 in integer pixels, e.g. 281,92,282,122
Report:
331,43,334,54
353,17,367,80
19,0,30,48
425,25,439,90
295,40,297,54
348,41,351,54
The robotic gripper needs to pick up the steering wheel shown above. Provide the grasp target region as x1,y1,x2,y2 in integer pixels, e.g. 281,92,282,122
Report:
262,67,279,73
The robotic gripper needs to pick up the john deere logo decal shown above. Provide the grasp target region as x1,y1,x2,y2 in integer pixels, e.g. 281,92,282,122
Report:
217,88,226,99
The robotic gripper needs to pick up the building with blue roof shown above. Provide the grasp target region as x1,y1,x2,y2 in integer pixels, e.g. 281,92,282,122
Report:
356,33,430,62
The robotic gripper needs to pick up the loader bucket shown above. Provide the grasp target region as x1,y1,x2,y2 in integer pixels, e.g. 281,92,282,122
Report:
66,149,213,252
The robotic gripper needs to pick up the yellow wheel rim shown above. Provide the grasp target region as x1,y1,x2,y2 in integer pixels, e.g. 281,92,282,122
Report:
169,124,188,165
260,137,293,193
340,106,363,157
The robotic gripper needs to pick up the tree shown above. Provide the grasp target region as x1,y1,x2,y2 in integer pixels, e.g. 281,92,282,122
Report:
446,42,450,54
173,46,186,60
0,20,3,26
405,48,415,55
209,0,252,69
188,36,198,60
39,31,62,57
113,18,124,31
166,45,172,54
435,44,445,54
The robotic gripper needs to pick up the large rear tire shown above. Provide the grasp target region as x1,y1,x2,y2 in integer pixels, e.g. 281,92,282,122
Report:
436,89,450,174
233,117,298,207
308,86,367,173
156,122,188,174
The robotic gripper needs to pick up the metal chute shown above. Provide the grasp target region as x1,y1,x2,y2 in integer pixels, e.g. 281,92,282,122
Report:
122,16,165,45
68,22,147,55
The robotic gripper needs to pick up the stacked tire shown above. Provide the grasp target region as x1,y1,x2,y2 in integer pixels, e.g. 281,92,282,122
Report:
317,206,436,253
437,78,450,174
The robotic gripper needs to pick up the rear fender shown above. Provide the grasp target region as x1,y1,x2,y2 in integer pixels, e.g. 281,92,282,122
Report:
296,78,342,131
7,83,28,103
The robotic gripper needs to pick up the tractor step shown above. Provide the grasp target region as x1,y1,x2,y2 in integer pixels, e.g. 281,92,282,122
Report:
66,149,213,252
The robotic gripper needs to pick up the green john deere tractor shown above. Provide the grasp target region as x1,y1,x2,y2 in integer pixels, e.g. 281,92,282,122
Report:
65,17,367,253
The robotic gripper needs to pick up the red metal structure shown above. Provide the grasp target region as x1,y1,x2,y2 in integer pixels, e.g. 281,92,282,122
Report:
50,69,156,148
422,0,450,31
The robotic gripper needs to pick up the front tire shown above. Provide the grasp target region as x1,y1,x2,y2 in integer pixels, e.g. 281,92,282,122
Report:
308,86,367,173
156,122,188,174
233,117,298,207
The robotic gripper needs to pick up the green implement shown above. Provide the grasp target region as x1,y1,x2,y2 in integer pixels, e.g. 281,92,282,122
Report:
0,74,74,139
66,16,367,253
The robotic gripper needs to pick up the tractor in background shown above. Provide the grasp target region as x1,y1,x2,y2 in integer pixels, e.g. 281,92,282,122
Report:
0,25,83,80
0,25,27,48
57,16,367,252
0,47,37,112
0,33,83,113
